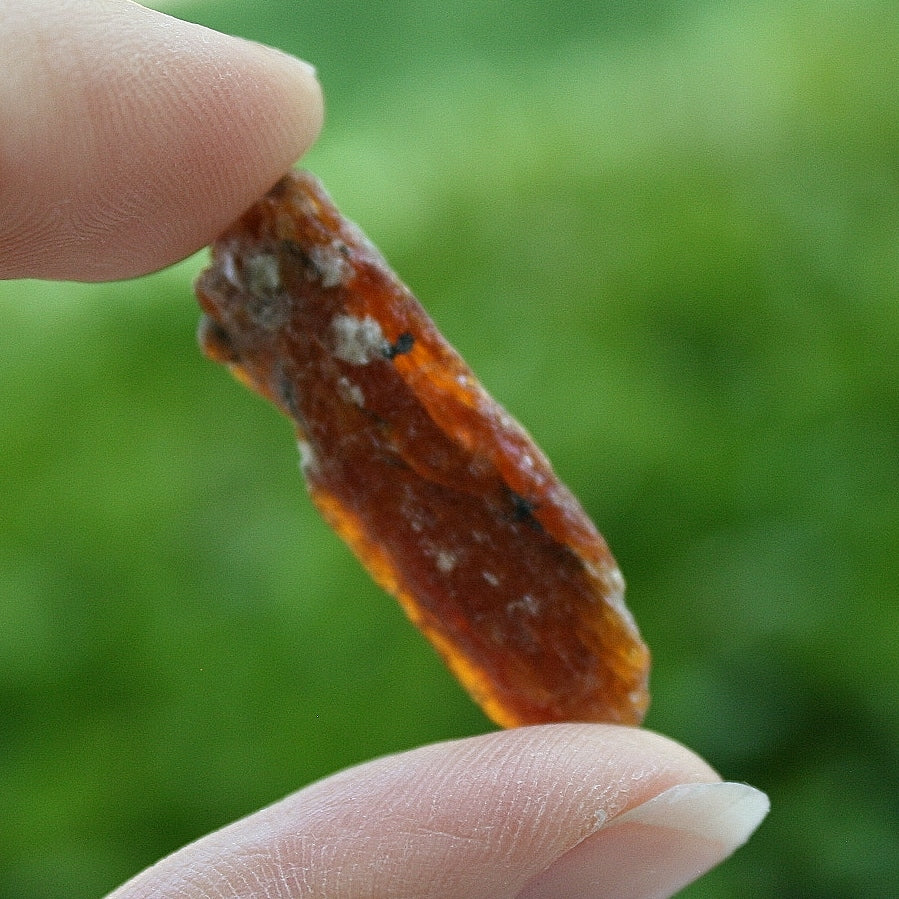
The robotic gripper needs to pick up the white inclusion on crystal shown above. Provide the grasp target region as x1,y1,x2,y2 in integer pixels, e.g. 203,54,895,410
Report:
331,314,388,365
509,594,540,616
482,571,500,587
608,565,626,594
336,376,365,407
588,561,636,627
309,242,350,289
244,253,281,296
399,486,426,534
518,452,547,488
297,439,318,477
221,251,240,289
435,550,457,573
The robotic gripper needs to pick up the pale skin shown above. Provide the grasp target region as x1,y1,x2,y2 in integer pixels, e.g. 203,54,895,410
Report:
1,3,768,896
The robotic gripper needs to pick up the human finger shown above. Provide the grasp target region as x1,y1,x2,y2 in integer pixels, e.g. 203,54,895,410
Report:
0,0,323,281
106,723,768,899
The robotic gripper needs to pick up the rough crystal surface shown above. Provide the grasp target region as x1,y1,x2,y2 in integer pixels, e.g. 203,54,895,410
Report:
195,170,650,726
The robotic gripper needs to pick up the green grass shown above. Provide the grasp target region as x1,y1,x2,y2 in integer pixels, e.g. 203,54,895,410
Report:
1,1,897,895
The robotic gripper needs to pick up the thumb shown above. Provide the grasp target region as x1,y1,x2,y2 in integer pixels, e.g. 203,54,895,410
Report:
0,0,323,281
106,724,768,899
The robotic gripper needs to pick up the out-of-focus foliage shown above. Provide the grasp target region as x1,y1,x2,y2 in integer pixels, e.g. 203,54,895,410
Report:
1,1,896,895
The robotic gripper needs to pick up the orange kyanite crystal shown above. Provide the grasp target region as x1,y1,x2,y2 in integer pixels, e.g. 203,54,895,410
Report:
195,170,650,726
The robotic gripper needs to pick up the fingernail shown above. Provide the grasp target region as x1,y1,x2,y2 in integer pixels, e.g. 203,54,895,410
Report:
273,50,318,80
519,782,769,899
233,34,319,79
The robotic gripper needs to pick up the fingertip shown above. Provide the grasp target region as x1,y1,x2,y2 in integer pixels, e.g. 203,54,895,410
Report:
137,26,326,279
105,724,729,898
216,33,325,186
0,1,324,281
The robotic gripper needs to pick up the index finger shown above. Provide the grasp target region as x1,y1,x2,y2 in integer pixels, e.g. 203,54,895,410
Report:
0,0,322,282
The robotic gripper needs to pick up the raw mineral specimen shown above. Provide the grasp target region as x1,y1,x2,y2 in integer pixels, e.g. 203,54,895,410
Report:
195,170,650,726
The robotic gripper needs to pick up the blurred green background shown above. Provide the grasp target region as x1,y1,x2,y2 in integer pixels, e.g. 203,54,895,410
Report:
2,0,897,895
